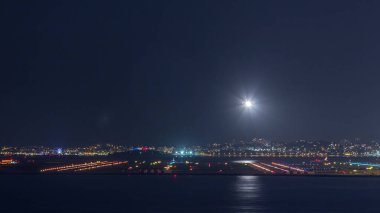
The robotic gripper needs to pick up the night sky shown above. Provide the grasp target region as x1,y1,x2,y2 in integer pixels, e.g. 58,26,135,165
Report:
1,1,380,146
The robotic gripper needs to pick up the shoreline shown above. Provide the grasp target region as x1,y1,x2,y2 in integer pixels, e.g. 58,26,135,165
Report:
1,173,380,178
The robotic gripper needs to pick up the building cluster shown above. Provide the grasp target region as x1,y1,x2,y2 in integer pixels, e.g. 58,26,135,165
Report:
0,144,129,156
191,138,380,157
1,138,380,157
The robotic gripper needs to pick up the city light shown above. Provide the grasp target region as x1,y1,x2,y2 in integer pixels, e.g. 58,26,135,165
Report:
350,162,380,168
0,159,17,165
174,150,194,156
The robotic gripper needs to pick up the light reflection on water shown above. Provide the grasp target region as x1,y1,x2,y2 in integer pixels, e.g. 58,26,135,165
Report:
233,176,263,213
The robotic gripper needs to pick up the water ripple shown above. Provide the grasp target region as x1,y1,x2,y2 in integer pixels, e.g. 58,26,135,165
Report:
233,176,263,213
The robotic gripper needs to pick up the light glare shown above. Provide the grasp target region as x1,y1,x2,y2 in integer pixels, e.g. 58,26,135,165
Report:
243,100,253,108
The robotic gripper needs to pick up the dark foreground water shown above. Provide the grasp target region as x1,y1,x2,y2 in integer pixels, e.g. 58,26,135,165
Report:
1,175,379,213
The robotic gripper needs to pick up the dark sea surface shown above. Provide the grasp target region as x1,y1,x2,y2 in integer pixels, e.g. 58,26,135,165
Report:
1,175,379,213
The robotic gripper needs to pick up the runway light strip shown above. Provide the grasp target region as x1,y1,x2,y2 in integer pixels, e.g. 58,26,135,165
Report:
250,163,275,174
75,162,125,172
41,162,100,172
57,162,102,171
272,162,305,173
40,161,127,173
260,163,290,173
41,162,103,172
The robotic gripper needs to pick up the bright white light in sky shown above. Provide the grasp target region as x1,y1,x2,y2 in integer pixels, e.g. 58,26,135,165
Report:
243,100,254,108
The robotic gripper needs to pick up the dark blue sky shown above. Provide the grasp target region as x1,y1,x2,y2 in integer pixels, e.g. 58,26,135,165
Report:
1,0,380,146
